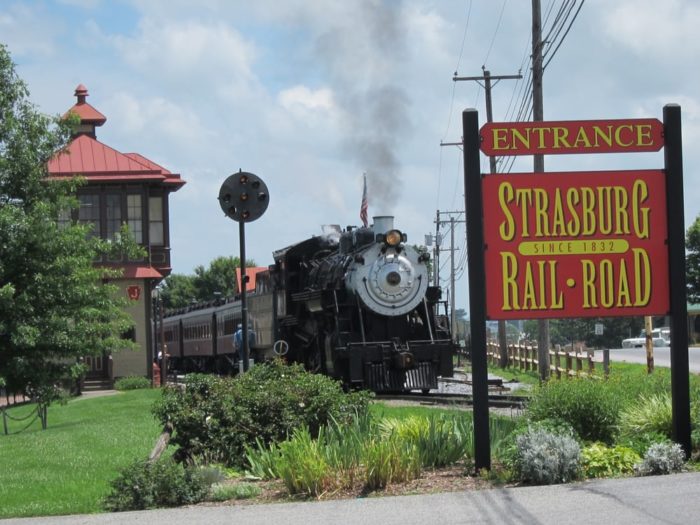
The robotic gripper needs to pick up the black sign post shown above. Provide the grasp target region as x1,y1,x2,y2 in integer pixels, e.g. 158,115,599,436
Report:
218,170,269,372
463,108,491,470
664,104,691,456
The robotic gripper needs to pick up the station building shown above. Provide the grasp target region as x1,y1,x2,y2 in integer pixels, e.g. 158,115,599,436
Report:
48,85,185,385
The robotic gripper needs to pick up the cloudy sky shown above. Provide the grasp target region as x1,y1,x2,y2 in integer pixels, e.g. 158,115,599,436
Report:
2,0,699,314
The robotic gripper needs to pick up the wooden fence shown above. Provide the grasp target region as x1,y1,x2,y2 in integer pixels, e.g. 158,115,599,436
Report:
486,341,597,378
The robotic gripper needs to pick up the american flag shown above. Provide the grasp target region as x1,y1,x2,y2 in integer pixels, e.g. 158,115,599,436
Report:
360,173,368,227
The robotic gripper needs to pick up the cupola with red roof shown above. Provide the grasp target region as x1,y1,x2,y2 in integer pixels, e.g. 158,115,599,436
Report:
48,84,185,278
63,84,107,138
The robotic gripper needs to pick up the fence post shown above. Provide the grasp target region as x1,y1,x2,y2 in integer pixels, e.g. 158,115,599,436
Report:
587,349,595,375
576,346,583,375
39,403,47,430
603,349,610,379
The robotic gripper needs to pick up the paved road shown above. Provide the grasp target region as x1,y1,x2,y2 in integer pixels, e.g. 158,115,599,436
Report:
3,472,700,525
594,346,700,373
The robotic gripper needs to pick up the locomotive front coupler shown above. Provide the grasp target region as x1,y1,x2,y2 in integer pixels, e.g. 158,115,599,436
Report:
390,338,415,370
393,351,415,370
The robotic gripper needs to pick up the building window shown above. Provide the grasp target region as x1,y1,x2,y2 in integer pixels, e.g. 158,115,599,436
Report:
57,208,71,230
106,194,122,240
78,194,100,237
127,194,143,244
149,196,164,246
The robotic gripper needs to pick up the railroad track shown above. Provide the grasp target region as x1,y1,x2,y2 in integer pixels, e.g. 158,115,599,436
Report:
375,391,528,410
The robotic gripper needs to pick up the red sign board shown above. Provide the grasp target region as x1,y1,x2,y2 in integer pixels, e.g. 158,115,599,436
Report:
127,285,141,301
480,118,664,156
482,169,669,319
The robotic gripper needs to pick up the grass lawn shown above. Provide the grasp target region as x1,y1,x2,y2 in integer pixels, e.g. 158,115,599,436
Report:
0,389,163,518
484,359,700,391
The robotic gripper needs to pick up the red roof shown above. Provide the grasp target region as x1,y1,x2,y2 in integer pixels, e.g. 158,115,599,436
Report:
100,265,164,280
123,266,164,279
236,267,267,293
49,135,159,175
62,84,106,125
47,85,185,189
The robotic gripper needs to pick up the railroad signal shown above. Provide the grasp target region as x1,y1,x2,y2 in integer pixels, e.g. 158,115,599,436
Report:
218,170,269,223
218,170,269,373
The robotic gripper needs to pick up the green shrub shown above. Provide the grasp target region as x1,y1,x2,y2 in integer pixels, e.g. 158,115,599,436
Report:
152,360,372,466
527,378,620,443
209,482,261,501
114,376,151,391
635,442,686,476
363,435,421,490
274,426,336,497
618,393,673,440
581,443,640,478
379,414,471,468
615,431,672,457
102,457,209,511
244,438,283,480
512,426,581,485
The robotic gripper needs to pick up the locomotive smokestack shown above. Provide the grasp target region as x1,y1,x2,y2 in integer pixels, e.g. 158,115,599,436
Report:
373,216,394,235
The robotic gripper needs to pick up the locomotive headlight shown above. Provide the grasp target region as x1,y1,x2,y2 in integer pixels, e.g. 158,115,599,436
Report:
385,229,402,247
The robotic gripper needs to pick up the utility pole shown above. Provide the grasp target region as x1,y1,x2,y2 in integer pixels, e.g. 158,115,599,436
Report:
434,209,441,285
532,0,550,381
450,217,456,339
453,69,521,367
433,210,465,342
644,315,655,373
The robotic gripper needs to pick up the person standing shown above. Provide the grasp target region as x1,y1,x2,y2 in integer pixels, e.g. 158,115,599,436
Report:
233,324,244,364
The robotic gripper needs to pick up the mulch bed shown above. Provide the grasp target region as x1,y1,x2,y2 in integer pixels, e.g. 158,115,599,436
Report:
199,463,503,507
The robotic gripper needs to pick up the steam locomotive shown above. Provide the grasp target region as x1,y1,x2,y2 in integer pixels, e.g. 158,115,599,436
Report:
160,216,455,392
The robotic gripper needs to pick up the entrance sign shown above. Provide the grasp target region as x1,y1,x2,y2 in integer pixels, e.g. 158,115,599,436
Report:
482,169,669,319
463,105,691,471
480,118,664,156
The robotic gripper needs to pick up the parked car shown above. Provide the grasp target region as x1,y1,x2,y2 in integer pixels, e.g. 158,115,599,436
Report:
621,328,671,348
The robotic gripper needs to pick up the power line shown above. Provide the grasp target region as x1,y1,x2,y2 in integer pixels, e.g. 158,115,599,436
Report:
543,0,585,70
454,0,473,74
482,0,508,67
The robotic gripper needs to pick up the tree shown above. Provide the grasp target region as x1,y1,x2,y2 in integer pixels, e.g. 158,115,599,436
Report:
159,274,197,309
523,317,643,350
686,214,700,303
0,45,136,403
193,256,243,301
160,256,256,309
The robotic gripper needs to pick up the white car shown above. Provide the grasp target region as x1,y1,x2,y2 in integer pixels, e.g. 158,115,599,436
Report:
621,328,671,348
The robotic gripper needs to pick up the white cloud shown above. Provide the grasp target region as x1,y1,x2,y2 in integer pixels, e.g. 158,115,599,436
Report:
601,0,700,60
58,0,101,8
104,91,213,153
0,4,63,58
278,85,334,113
110,18,259,99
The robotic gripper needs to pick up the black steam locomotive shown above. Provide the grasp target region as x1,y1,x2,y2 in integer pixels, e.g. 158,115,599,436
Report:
160,216,455,392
